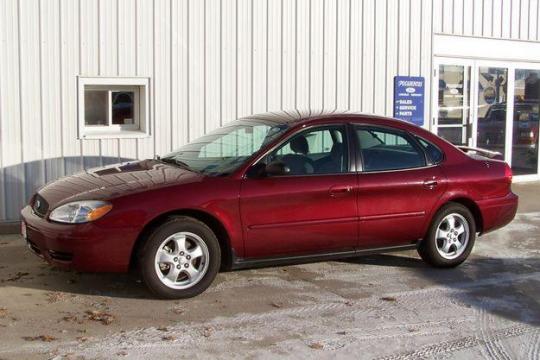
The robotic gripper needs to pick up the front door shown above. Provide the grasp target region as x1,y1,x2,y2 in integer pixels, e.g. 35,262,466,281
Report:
240,125,358,258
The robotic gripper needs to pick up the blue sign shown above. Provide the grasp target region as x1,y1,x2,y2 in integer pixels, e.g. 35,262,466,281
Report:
393,76,425,126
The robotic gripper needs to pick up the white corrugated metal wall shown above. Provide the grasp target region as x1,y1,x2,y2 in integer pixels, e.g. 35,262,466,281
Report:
0,0,538,222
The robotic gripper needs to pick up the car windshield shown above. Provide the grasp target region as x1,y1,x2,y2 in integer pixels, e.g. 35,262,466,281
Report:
160,119,289,176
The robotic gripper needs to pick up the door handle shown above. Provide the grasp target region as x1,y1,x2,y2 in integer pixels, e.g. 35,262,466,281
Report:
329,186,353,197
423,179,438,189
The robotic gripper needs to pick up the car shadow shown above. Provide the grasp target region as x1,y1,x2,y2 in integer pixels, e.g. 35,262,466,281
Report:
341,253,540,327
1,238,539,325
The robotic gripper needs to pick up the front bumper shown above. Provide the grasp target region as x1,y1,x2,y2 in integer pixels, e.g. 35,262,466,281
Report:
20,206,136,272
477,191,519,234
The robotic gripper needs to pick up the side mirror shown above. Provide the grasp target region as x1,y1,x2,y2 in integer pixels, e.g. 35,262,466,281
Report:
265,161,290,177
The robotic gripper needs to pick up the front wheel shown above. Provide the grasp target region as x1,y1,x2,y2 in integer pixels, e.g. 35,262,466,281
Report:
139,216,221,299
418,203,476,268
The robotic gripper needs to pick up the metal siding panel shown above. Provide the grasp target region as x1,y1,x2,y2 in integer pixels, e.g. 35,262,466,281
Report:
136,0,155,159
155,0,173,151
118,0,138,161
521,0,530,39
502,0,512,38
296,0,310,110
238,0,253,116
492,0,503,38
410,0,422,76
483,0,493,37
463,0,474,35
362,0,375,113
453,0,464,35
80,0,102,169
171,0,189,149
99,0,120,165
421,0,433,130
349,0,363,111
386,0,398,116
252,0,268,113
61,0,83,175
530,0,539,40
222,0,237,122
237,0,252,154
511,0,520,39
336,0,350,110
397,0,409,75
323,0,337,110
41,0,65,180
281,0,296,110
473,0,483,36
432,0,443,34
0,0,24,219
0,1,5,219
441,0,453,33
19,0,45,200
373,0,386,115
205,0,221,134
310,0,323,110
266,0,281,111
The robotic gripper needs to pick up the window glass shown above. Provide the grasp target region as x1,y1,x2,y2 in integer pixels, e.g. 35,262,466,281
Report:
84,90,108,126
511,69,540,175
268,126,348,175
163,120,289,176
199,124,271,158
112,91,135,125
477,67,508,157
416,136,444,164
357,128,426,172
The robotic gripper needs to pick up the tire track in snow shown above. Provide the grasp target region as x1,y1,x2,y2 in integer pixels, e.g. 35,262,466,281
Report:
527,330,540,360
478,306,513,360
377,325,533,360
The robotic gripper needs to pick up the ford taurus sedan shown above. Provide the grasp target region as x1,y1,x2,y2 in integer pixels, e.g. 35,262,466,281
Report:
21,111,518,298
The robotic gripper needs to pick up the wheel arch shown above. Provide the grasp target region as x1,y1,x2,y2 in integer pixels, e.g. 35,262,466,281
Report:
437,197,484,234
129,209,233,272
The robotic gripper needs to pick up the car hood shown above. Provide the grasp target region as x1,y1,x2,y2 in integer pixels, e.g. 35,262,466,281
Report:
36,159,202,209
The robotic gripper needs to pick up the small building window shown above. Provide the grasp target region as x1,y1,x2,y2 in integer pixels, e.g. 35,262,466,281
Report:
78,77,150,139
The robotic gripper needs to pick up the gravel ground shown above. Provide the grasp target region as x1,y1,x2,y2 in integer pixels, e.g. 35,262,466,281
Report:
0,183,538,359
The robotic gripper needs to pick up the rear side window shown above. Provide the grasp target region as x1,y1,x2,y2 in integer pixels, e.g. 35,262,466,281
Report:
356,127,426,172
415,136,444,164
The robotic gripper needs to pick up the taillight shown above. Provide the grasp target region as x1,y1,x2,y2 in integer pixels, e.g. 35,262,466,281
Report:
504,163,513,184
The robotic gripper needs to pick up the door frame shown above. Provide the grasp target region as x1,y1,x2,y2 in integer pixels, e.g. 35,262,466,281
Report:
433,56,540,182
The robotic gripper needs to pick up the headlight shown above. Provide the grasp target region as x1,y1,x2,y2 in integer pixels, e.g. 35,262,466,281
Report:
49,201,113,224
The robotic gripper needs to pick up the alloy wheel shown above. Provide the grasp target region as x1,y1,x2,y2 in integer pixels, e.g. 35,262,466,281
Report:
435,213,470,260
154,232,210,290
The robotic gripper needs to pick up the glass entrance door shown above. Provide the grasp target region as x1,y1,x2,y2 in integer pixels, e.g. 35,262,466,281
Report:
476,66,509,158
433,58,540,180
435,64,472,146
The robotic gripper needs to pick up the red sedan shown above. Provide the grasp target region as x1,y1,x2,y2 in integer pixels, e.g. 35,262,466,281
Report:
21,111,518,298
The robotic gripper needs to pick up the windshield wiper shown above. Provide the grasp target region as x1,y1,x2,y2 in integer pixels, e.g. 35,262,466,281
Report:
158,157,199,173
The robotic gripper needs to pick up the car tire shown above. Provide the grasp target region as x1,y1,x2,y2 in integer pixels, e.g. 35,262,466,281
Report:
418,203,476,268
139,216,221,299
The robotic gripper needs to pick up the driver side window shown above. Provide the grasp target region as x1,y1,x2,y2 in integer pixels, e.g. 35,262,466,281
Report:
268,126,349,175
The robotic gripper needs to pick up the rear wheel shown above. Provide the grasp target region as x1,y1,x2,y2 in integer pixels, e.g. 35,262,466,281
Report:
139,216,221,299
418,203,476,267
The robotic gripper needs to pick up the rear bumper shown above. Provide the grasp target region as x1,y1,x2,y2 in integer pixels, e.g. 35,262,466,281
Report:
20,206,136,272
477,192,519,234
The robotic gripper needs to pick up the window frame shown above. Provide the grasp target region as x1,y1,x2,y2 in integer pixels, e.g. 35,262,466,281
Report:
78,76,150,139
353,124,431,173
247,123,355,178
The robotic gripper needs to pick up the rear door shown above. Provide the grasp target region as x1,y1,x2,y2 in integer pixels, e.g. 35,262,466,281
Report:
240,124,359,258
354,125,447,249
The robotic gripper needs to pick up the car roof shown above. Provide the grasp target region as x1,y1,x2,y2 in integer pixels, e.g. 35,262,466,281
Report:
239,109,420,130
242,109,389,124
